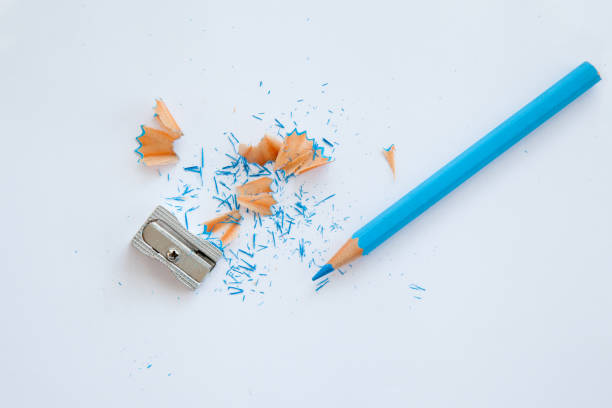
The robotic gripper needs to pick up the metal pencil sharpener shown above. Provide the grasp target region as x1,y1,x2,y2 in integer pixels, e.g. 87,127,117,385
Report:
132,206,222,289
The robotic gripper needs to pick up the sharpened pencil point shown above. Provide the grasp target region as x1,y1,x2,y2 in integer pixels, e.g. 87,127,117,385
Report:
312,264,334,281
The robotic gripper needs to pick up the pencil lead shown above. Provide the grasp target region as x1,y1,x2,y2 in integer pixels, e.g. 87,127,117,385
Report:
312,264,334,281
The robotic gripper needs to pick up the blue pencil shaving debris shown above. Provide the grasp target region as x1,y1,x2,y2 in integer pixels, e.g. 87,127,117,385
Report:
184,206,199,230
269,231,276,247
153,84,351,303
166,196,185,202
295,202,307,215
409,284,426,291
239,258,256,271
213,195,233,211
329,222,342,232
314,194,335,207
298,238,307,260
183,148,204,185
239,249,254,258
322,138,334,147
315,278,329,291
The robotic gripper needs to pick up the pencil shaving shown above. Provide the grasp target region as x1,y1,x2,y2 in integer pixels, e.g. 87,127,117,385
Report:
200,210,241,233
274,130,331,175
236,192,276,215
136,100,182,166
274,130,310,170
295,155,331,175
200,210,242,245
135,126,180,166
236,177,273,195
238,134,282,165
383,145,396,179
154,99,183,137
235,178,277,215
278,149,312,175
220,222,240,245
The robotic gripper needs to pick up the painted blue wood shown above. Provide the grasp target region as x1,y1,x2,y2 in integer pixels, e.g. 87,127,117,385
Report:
354,62,600,254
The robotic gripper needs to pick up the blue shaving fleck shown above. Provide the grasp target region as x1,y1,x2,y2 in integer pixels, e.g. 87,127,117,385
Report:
166,196,186,202
298,238,306,260
315,278,329,291
184,206,199,230
314,194,335,207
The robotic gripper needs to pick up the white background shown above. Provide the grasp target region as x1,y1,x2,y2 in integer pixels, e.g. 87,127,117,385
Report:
1,1,611,407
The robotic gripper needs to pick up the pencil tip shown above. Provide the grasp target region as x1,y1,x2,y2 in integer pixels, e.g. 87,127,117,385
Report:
312,264,334,281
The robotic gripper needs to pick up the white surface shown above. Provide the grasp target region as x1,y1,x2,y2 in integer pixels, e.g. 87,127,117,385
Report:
1,1,611,406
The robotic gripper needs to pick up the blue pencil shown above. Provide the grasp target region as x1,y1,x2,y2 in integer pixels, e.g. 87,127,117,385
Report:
313,62,600,281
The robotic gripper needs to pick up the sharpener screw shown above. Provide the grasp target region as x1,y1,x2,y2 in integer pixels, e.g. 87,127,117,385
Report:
166,247,180,262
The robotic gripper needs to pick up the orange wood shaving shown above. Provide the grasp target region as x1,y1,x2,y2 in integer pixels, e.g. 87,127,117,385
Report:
382,145,396,179
238,134,282,165
235,177,277,215
280,150,312,176
220,222,240,245
200,210,241,233
136,126,180,166
295,155,331,175
136,100,183,166
154,99,183,137
236,192,277,215
274,130,311,170
274,130,332,175
236,177,273,195
200,210,242,245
